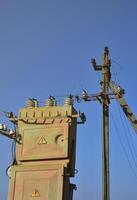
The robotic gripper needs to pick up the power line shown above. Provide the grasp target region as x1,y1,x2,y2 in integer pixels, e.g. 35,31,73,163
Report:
117,102,137,157
116,102,137,170
110,110,137,180
111,59,123,75
123,113,137,158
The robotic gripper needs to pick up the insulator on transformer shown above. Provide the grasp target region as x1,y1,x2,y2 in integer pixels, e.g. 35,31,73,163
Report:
26,98,39,108
45,96,57,107
26,99,35,108
64,96,73,106
32,99,39,107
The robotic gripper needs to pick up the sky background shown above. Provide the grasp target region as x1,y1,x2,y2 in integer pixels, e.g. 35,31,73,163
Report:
0,1,137,200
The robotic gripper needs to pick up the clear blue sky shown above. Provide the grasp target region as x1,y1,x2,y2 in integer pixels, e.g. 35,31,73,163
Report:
0,1,137,200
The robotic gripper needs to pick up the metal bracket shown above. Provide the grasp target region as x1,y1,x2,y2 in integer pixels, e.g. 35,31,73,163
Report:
0,130,22,144
77,112,86,124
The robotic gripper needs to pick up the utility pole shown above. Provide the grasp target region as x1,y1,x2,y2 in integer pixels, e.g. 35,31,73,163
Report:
92,47,111,200
1,46,137,200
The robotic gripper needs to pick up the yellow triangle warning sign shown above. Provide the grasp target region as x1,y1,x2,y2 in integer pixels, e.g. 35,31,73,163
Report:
38,136,47,145
31,189,40,197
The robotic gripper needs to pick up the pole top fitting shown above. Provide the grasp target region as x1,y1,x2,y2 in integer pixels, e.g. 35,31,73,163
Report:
91,58,96,68
103,47,111,67
104,46,109,55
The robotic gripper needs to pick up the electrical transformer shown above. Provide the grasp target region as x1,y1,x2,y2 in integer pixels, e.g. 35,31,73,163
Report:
7,97,85,200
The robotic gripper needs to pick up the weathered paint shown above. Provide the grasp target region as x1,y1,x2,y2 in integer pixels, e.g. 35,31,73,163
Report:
8,103,79,200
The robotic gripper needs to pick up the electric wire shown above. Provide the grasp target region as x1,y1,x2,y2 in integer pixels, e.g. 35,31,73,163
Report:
111,59,123,75
116,102,137,170
111,58,124,87
96,112,102,200
11,140,16,163
95,70,101,84
110,110,137,180
111,66,120,86
111,59,137,164
110,59,137,174
123,114,137,158
117,102,137,158
111,62,121,85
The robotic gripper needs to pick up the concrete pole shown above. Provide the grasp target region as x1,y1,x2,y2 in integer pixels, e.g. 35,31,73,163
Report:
101,47,111,200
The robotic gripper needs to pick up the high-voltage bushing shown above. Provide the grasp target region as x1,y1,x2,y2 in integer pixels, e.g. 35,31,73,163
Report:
45,96,57,107
64,96,73,106
26,99,35,108
33,99,39,107
26,98,39,108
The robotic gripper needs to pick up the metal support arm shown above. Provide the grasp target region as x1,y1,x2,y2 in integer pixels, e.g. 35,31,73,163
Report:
0,130,21,143
0,130,15,140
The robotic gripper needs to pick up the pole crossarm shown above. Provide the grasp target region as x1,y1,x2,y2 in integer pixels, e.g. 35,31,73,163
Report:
109,81,137,134
0,130,21,143
0,130,15,140
91,58,102,71
91,47,111,71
